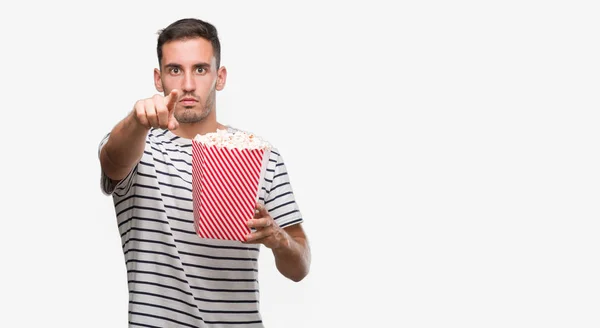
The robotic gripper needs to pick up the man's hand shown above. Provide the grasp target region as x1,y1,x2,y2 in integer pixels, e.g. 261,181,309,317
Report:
243,203,290,249
133,89,181,130
244,203,311,281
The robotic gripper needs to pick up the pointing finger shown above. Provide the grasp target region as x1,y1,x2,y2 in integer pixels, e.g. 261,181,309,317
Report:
164,89,180,111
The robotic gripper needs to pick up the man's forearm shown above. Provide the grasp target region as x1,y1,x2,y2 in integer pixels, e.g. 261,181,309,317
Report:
100,112,149,182
272,234,311,282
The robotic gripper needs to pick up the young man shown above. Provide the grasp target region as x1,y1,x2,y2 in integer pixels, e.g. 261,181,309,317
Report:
98,18,310,327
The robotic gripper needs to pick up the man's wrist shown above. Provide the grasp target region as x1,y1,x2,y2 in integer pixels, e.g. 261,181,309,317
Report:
273,228,292,252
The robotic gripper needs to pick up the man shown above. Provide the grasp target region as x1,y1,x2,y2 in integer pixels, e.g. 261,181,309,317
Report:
98,18,310,327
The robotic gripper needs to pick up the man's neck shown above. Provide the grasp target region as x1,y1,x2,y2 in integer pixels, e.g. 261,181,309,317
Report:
171,120,227,140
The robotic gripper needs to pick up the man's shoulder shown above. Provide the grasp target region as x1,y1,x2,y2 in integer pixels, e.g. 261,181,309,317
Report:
225,125,252,135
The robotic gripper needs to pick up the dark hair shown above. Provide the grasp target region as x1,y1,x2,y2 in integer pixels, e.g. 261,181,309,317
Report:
156,18,221,68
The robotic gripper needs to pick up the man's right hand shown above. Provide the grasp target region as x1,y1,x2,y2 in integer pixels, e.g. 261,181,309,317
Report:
133,89,181,130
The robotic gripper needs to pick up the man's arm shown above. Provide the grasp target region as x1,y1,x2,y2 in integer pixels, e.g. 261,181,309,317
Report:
244,204,311,282
100,113,150,182
100,90,180,182
273,223,311,282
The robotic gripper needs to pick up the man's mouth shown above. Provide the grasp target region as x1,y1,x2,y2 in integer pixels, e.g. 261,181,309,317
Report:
180,97,198,105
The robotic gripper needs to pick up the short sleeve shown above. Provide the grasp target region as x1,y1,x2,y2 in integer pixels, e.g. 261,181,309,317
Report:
98,132,138,196
263,149,303,228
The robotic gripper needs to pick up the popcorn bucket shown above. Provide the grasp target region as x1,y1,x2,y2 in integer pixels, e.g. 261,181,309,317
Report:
192,130,271,241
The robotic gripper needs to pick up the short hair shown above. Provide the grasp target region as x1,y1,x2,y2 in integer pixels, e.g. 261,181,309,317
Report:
156,18,221,68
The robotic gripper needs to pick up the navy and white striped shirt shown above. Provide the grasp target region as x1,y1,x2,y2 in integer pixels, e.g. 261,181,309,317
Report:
98,126,303,328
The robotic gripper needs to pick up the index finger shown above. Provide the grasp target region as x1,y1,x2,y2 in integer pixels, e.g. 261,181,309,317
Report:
164,89,180,111
246,217,272,229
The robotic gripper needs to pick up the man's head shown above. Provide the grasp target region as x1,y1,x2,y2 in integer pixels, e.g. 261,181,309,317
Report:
154,18,227,125
156,18,221,68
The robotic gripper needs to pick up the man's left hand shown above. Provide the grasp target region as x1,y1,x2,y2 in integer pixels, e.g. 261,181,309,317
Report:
243,203,290,249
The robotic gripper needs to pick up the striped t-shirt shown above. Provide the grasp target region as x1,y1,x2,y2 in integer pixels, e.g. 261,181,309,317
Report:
98,126,303,328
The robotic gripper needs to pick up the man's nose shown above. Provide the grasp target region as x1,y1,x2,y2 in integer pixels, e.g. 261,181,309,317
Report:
182,73,196,92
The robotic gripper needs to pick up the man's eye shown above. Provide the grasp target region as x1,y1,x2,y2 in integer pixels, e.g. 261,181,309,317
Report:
196,67,205,74
170,67,180,74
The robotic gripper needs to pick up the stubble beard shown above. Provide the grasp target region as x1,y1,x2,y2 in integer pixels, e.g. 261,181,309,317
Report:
174,91,216,124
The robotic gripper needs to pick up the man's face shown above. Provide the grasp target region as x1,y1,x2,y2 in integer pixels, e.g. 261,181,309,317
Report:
154,37,226,124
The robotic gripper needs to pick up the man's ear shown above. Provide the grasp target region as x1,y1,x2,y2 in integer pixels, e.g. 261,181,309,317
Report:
154,68,164,93
216,66,227,91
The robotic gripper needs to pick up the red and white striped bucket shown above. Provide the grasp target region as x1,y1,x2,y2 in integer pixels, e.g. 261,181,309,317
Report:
192,140,270,241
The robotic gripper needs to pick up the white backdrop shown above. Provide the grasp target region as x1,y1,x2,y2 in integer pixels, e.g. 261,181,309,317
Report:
0,1,598,327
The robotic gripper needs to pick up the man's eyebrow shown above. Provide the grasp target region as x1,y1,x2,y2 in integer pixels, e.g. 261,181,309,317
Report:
164,63,182,69
194,62,211,70
163,62,211,69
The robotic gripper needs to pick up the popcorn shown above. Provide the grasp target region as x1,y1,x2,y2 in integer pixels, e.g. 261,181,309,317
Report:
191,128,272,242
194,129,272,150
